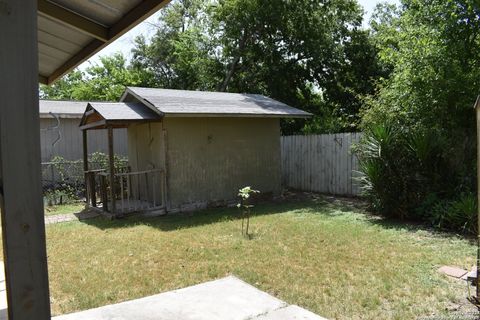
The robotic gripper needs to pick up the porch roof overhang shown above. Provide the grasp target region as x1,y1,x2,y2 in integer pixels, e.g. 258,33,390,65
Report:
80,102,162,130
38,0,170,85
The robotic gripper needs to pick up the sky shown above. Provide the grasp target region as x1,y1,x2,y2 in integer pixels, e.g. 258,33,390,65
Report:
79,0,400,69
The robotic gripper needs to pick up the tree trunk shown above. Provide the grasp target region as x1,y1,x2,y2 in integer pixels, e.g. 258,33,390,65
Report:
218,29,248,92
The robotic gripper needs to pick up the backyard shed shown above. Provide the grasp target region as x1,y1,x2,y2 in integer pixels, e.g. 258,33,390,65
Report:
80,87,311,216
40,100,128,161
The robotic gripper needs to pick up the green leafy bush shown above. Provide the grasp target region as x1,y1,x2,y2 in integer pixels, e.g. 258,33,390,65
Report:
356,0,479,234
355,122,477,234
428,193,477,235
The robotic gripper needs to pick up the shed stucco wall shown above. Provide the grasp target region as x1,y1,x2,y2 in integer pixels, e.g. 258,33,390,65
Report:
127,122,165,171
163,117,281,210
127,122,165,202
127,118,281,211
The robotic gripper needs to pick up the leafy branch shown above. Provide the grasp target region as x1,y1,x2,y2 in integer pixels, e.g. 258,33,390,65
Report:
237,186,260,238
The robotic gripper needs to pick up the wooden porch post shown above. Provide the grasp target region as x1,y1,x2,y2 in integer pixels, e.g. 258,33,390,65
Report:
474,97,480,300
0,0,51,318
108,126,116,214
83,129,90,205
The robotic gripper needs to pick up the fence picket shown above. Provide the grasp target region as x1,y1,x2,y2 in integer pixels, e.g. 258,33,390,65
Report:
281,133,362,196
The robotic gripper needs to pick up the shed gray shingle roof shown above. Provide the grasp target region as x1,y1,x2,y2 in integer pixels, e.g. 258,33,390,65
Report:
87,102,161,121
39,100,88,118
122,87,312,118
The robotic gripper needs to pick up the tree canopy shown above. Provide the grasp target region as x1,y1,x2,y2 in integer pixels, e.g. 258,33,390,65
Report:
41,0,386,134
357,0,480,231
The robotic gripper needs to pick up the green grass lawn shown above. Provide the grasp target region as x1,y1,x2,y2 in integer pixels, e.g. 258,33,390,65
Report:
44,203,85,216
45,197,477,319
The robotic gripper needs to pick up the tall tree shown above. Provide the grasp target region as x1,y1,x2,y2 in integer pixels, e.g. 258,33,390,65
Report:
131,0,386,134
357,0,480,220
40,53,154,101
43,0,388,134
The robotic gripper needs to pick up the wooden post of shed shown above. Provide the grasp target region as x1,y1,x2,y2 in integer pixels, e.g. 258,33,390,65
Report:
0,0,51,318
108,126,116,214
83,129,90,205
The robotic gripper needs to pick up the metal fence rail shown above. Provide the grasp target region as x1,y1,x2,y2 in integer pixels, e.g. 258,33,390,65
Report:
281,133,362,196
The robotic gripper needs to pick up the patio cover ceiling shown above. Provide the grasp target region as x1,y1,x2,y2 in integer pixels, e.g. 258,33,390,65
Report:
38,0,170,85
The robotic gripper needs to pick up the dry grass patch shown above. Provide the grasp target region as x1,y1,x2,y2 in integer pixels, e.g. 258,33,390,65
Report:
46,198,476,319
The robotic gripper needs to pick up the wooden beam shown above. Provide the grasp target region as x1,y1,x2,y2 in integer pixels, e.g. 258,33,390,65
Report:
108,127,116,214
79,119,107,130
84,109,96,117
45,0,171,84
38,74,48,84
37,0,108,42
108,0,170,39
0,0,51,318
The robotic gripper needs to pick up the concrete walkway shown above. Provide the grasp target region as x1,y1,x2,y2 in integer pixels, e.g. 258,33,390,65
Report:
53,276,327,320
45,210,99,225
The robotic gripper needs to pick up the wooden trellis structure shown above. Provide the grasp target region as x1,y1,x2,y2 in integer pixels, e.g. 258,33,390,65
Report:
80,102,165,217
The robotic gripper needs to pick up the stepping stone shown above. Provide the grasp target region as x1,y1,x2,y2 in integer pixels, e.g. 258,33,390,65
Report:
438,266,468,278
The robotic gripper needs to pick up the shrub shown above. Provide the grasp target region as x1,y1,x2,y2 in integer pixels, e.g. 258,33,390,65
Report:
355,121,477,234
428,193,477,235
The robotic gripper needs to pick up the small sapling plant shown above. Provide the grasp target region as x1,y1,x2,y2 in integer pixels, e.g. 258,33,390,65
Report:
237,186,260,238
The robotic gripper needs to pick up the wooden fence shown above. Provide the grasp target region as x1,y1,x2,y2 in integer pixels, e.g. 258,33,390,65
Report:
281,132,362,196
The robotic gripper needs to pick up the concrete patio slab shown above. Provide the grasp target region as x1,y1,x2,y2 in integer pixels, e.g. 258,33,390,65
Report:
53,276,327,320
255,305,326,319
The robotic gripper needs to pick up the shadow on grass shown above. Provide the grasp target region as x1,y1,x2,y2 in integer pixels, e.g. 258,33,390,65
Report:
79,195,475,242
80,200,313,232
365,214,476,243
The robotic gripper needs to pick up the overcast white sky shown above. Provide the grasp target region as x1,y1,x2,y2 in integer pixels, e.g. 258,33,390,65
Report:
79,0,400,69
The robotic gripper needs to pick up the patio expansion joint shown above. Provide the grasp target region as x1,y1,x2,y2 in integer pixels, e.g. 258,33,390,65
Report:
244,304,289,320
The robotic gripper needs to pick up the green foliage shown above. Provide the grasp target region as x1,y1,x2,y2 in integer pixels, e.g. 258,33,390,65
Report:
88,152,128,172
41,0,388,134
48,156,83,203
356,0,480,233
45,154,128,204
44,189,77,206
356,121,477,233
237,186,259,206
355,123,413,218
427,193,477,235
237,186,260,237
40,54,156,101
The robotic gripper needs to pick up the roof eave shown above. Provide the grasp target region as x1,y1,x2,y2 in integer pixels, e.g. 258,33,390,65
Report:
162,113,312,118
120,87,165,117
39,113,82,119
40,0,172,85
